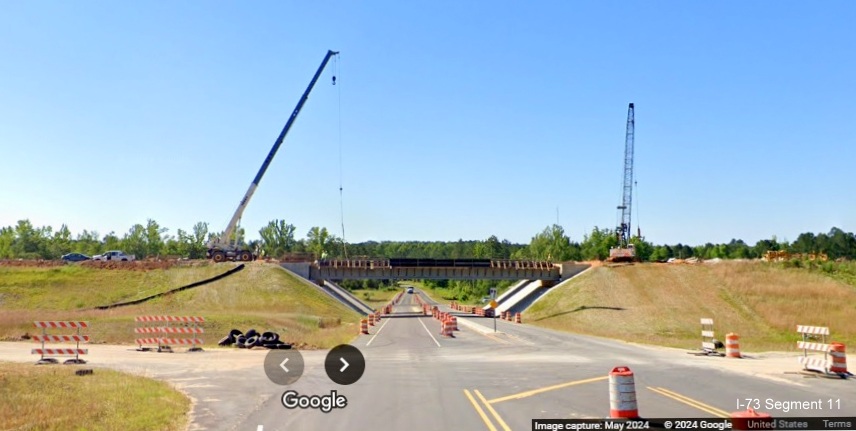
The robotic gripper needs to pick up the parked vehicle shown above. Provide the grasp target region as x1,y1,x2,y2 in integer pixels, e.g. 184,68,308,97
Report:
92,250,135,262
61,253,90,262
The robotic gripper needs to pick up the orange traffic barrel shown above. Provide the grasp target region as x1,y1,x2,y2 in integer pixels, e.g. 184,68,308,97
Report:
731,409,772,430
448,316,458,331
726,333,741,358
515,313,522,324
359,319,369,335
375,311,381,322
830,343,847,374
368,314,375,326
608,366,638,418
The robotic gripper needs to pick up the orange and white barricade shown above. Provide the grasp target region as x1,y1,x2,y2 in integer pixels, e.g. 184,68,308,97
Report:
32,321,89,365
829,343,848,374
515,313,522,324
608,366,638,418
359,319,369,335
796,325,850,376
695,317,724,356
135,316,204,352
725,333,741,358
797,325,834,374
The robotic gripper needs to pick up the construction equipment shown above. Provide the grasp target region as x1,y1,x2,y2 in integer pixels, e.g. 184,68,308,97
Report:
207,50,339,262
608,103,637,263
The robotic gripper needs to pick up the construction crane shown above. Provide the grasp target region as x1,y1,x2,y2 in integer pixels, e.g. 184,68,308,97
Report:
608,102,636,263
207,50,339,262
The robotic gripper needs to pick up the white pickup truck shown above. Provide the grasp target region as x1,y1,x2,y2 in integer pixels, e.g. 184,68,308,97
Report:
92,250,135,262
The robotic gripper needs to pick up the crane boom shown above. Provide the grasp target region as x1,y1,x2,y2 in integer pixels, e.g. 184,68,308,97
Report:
208,50,339,262
618,102,635,247
608,102,636,263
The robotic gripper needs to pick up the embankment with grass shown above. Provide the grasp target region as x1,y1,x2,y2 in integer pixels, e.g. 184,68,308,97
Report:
525,260,856,352
0,361,189,431
0,262,361,349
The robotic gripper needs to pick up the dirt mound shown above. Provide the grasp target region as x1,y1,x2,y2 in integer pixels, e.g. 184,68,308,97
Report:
0,259,65,268
79,259,209,271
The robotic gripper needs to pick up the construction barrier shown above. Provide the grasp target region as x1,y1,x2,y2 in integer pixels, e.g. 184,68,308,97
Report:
830,343,847,374
700,318,718,352
731,409,773,430
608,366,638,418
797,324,831,373
515,313,522,324
375,311,381,323
725,333,741,358
448,316,458,331
359,319,369,335
368,314,375,326
440,320,454,337
32,321,89,365
135,316,204,352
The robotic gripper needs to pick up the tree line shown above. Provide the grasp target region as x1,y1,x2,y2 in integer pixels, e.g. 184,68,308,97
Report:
1,218,854,263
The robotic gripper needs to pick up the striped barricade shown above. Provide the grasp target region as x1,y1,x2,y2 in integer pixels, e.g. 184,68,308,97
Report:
797,325,831,374
32,321,89,365
135,316,205,352
691,318,724,356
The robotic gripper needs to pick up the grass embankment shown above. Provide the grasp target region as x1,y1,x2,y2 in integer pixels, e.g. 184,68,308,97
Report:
0,361,188,431
0,262,361,349
351,288,399,308
526,260,856,352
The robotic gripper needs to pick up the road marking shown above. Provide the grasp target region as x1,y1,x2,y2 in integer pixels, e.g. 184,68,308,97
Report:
647,387,729,417
365,316,391,347
475,389,512,431
417,317,442,347
257,426,263,431
488,375,608,404
463,389,497,431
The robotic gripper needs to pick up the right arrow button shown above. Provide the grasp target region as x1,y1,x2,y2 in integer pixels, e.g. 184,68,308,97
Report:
325,344,365,385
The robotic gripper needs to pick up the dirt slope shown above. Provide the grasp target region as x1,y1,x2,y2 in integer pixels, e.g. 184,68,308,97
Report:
525,260,856,352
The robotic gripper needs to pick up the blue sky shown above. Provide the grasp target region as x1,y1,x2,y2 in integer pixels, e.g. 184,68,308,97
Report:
1,1,854,246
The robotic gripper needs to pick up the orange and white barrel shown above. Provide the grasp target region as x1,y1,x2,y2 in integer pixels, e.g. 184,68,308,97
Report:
830,343,847,374
375,311,381,322
731,409,773,430
359,319,369,335
448,317,458,331
368,314,375,326
608,366,638,418
726,333,741,358
515,313,522,324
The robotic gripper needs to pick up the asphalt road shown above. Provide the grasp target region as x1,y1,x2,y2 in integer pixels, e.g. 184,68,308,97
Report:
2,290,854,431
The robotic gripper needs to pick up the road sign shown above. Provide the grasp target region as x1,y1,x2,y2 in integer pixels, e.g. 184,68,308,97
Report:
489,288,497,299
489,300,498,309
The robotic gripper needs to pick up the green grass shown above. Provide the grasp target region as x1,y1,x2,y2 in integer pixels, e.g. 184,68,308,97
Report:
0,361,189,431
0,262,361,349
525,261,856,352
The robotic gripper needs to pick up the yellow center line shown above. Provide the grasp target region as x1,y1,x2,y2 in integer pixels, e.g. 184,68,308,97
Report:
488,375,609,404
464,389,497,431
475,389,512,431
647,387,730,418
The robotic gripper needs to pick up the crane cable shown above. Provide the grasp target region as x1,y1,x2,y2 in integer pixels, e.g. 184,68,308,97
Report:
334,55,348,259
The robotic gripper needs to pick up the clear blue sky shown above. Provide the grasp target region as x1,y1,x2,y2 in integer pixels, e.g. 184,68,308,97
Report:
1,1,854,246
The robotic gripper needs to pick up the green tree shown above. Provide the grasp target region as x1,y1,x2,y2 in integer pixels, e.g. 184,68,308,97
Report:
259,219,297,258
307,226,333,258
121,225,146,258
580,227,618,260
145,219,168,257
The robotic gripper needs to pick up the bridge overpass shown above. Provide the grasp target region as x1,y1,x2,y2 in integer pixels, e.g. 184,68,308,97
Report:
281,258,581,282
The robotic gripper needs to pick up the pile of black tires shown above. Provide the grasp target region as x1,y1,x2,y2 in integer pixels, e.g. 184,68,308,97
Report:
218,329,292,349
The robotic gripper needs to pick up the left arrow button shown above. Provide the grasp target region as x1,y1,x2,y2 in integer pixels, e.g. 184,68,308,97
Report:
265,350,304,385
